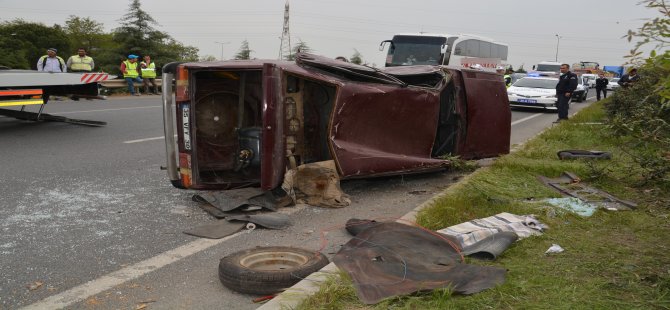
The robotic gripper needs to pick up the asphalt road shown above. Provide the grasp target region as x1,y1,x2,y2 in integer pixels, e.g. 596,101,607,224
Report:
0,89,596,309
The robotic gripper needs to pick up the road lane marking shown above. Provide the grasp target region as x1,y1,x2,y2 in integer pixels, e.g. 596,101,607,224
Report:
54,105,161,114
124,136,165,144
21,204,307,310
511,113,543,126
20,232,247,310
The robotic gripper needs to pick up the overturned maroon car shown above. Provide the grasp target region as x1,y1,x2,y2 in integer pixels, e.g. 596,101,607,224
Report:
161,53,510,191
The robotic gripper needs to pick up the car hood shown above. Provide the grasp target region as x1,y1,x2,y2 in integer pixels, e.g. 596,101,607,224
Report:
507,86,555,97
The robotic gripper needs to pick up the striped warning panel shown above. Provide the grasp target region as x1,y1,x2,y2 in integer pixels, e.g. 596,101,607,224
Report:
80,73,110,84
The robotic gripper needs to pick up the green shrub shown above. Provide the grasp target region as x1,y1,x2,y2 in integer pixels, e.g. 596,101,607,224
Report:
604,52,670,184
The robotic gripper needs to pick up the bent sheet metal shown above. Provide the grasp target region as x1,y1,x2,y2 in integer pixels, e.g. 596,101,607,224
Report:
333,222,506,304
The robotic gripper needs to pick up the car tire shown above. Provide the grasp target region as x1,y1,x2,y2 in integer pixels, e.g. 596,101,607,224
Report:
218,246,329,295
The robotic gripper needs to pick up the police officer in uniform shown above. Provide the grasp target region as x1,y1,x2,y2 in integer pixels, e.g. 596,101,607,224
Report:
555,63,578,122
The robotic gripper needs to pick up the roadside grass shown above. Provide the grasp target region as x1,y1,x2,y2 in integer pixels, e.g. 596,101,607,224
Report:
296,101,670,309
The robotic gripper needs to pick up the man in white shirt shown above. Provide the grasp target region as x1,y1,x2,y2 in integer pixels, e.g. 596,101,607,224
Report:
37,48,66,72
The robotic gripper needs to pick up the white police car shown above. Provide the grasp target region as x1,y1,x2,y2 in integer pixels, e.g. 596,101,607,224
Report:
507,76,559,109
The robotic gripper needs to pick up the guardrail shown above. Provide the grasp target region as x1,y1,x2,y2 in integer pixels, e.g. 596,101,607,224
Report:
99,79,163,89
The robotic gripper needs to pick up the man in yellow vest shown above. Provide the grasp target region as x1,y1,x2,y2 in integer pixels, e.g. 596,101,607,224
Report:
140,55,159,95
66,48,95,72
120,54,143,96
37,48,66,72
504,68,514,88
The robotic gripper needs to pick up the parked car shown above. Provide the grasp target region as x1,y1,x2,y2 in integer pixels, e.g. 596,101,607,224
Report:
581,73,597,88
161,53,511,191
607,78,620,91
507,76,559,110
572,75,589,102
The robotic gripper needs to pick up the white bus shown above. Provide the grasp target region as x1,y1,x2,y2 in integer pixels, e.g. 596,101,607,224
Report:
380,33,509,69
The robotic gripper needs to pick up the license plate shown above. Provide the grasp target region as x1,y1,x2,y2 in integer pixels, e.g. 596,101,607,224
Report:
181,105,191,150
517,98,537,104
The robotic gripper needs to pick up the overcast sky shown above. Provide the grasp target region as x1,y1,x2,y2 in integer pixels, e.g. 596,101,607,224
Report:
0,0,662,69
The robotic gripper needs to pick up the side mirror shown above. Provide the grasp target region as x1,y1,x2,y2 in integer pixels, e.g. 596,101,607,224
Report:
379,40,393,51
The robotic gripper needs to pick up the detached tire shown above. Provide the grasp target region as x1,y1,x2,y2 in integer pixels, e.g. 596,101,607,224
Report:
218,246,329,295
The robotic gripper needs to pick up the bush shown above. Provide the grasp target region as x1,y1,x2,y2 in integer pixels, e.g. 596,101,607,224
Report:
604,52,670,183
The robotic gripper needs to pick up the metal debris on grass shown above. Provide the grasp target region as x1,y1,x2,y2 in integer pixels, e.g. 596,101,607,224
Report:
538,172,637,211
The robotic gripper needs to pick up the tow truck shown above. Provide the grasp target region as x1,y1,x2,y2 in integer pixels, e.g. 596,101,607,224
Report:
0,69,113,126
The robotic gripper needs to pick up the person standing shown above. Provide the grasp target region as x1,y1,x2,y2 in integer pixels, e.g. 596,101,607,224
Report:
66,48,94,72
140,55,159,95
37,48,66,72
555,63,578,122
594,73,609,101
496,67,510,87
504,68,513,88
618,68,640,88
120,54,143,96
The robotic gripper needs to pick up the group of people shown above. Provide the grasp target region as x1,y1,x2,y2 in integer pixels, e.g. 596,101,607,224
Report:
37,47,94,73
555,64,639,122
36,48,160,96
119,54,159,96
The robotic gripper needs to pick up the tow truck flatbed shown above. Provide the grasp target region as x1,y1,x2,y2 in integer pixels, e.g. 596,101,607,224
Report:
0,70,113,126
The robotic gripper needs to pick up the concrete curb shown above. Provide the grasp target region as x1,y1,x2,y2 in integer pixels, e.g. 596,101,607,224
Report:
256,169,486,310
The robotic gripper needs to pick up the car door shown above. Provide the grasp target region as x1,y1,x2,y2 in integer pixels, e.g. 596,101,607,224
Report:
329,82,448,178
457,69,511,158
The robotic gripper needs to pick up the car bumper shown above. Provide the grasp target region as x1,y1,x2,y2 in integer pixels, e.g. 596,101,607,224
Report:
508,95,557,109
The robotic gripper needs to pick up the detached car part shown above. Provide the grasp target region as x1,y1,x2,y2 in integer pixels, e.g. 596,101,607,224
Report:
557,150,612,160
218,246,329,295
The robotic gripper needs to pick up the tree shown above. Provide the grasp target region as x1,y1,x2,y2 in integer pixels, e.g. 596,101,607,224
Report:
200,55,217,62
111,0,198,75
350,49,363,65
285,40,311,61
113,0,161,55
625,0,669,64
0,20,70,69
605,0,670,183
234,40,253,60
64,16,105,53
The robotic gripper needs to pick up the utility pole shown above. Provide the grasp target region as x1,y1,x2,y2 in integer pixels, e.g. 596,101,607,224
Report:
215,41,230,60
555,34,562,62
279,1,291,60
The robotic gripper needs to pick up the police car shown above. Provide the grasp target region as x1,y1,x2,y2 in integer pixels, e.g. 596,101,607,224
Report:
507,75,560,109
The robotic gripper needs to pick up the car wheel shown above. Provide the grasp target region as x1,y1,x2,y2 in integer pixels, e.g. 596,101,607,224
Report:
218,246,329,295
